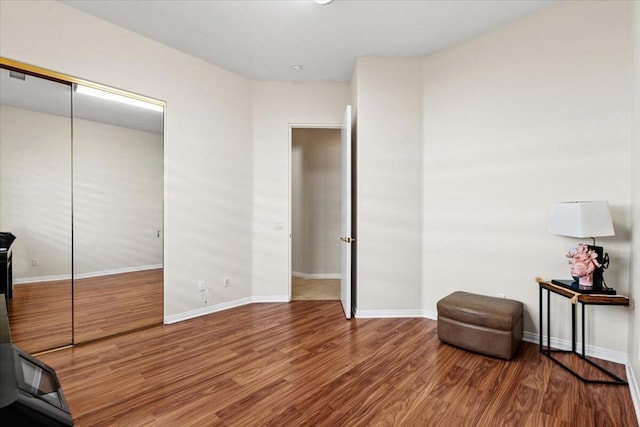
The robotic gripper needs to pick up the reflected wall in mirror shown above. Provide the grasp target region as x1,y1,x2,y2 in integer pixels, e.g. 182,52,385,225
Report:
0,68,73,353
72,85,164,343
0,60,164,353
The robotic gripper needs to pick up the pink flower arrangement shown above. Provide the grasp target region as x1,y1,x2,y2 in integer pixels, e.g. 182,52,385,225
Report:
566,244,601,289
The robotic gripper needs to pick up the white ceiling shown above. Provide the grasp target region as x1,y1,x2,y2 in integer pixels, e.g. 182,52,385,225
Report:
61,0,558,82
1,0,558,132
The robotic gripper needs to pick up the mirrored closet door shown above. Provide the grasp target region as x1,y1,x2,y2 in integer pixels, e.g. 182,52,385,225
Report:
0,61,164,353
72,84,164,343
0,68,74,353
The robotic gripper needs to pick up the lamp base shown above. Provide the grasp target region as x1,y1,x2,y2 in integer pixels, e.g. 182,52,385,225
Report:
587,245,607,290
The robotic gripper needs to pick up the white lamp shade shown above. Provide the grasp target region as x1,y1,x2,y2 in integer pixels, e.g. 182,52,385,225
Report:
549,201,615,238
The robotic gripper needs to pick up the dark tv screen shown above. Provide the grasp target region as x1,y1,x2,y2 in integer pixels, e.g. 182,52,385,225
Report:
0,343,73,426
18,354,65,408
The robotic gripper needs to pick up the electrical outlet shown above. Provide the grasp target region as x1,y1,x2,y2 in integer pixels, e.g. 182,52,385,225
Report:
32,258,39,267
497,293,507,298
224,276,230,287
198,280,206,292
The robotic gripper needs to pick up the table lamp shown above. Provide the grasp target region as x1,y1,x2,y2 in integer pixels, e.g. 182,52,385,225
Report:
549,201,614,291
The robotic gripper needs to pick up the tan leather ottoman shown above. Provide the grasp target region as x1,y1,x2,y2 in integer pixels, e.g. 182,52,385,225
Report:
437,291,523,360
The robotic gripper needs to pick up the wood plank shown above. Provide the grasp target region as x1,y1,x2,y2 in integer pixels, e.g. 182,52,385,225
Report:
37,301,638,426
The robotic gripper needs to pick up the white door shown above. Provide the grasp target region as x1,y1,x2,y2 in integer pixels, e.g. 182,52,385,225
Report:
340,105,353,319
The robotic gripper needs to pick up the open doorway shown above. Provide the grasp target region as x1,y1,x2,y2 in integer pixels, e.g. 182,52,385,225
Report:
290,127,341,301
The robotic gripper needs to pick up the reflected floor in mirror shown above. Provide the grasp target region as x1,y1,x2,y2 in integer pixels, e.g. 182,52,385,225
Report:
291,276,339,300
73,268,163,343
8,279,73,354
8,268,163,353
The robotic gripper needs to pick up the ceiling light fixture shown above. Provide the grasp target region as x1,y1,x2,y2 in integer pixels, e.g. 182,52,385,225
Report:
315,0,334,5
290,64,303,72
74,84,163,113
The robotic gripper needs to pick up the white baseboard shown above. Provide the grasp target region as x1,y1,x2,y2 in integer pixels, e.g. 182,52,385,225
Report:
522,331,628,365
75,264,163,280
14,264,163,285
355,309,437,320
164,295,289,324
422,309,437,320
253,295,290,303
164,297,253,324
626,364,640,425
355,309,425,318
14,274,72,284
292,271,341,280
355,310,438,320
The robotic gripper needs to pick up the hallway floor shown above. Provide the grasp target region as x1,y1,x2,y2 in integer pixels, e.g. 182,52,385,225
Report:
291,276,339,300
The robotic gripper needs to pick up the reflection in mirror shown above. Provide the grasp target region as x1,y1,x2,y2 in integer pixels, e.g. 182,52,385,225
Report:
72,84,164,343
0,68,73,353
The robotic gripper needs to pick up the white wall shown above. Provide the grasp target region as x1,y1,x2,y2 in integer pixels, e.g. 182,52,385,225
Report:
291,128,341,277
628,0,640,391
353,57,424,314
421,1,633,353
73,118,163,276
251,81,350,299
0,105,72,279
0,0,254,317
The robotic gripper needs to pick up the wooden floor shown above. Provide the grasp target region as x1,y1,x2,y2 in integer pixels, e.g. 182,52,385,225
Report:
39,301,637,426
8,269,163,353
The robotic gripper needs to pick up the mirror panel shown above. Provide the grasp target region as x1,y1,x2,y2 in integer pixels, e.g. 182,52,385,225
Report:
72,85,164,343
1,60,164,352
0,68,73,353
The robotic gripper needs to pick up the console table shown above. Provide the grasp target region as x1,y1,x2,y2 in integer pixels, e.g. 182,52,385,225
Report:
538,280,629,385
